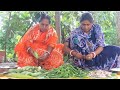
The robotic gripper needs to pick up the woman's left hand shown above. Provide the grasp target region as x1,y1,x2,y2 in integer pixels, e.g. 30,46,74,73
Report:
85,53,94,60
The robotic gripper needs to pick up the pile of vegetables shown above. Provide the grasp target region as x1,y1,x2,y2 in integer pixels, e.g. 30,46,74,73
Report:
8,66,44,79
7,63,117,79
8,63,90,79
43,63,89,78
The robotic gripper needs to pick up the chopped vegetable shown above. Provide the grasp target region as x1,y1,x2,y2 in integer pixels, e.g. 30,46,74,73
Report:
8,64,117,79
43,63,89,78
88,70,117,79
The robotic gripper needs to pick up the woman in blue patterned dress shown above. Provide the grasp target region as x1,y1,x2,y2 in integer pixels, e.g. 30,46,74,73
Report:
64,12,120,71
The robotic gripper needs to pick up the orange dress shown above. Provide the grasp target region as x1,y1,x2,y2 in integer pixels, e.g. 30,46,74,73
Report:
14,23,64,70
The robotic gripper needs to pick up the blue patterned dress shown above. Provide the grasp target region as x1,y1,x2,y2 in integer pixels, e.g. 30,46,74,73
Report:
66,24,120,71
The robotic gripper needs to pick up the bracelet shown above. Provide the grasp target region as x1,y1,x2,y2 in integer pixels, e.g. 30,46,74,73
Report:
27,47,31,52
45,51,50,55
70,50,74,56
91,52,96,58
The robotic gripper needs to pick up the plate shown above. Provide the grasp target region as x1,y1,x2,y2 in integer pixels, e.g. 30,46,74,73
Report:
0,62,17,69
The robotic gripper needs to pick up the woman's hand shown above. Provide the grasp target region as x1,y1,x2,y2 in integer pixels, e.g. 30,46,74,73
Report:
74,52,84,59
38,45,53,65
85,53,94,60
38,52,49,62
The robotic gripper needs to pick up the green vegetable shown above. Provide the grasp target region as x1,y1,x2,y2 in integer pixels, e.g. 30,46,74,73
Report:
43,63,89,78
34,51,39,59
29,72,41,77
7,73,37,79
8,69,23,73
21,71,32,75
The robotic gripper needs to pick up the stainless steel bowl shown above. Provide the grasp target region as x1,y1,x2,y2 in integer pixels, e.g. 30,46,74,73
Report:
0,62,17,74
110,68,120,75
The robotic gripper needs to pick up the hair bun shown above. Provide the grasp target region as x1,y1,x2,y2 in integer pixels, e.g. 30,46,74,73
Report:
41,13,46,17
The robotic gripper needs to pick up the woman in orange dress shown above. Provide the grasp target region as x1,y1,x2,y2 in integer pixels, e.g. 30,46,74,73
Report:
14,14,64,70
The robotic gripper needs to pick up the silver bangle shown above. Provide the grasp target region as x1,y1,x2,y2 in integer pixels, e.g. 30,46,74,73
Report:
70,50,74,56
91,52,96,58
27,47,31,52
45,51,50,55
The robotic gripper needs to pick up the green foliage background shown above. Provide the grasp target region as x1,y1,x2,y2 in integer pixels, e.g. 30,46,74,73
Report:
0,11,118,61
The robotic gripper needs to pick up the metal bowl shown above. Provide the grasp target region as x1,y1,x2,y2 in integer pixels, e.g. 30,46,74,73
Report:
110,68,120,75
0,62,17,74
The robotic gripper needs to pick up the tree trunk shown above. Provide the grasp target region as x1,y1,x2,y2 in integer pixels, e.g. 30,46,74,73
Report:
4,12,11,62
55,11,61,43
116,11,120,45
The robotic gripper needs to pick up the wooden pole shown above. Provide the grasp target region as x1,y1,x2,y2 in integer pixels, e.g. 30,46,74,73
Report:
55,11,61,43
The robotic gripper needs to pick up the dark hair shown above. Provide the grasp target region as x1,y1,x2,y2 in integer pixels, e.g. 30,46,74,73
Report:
80,13,94,23
39,13,51,24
